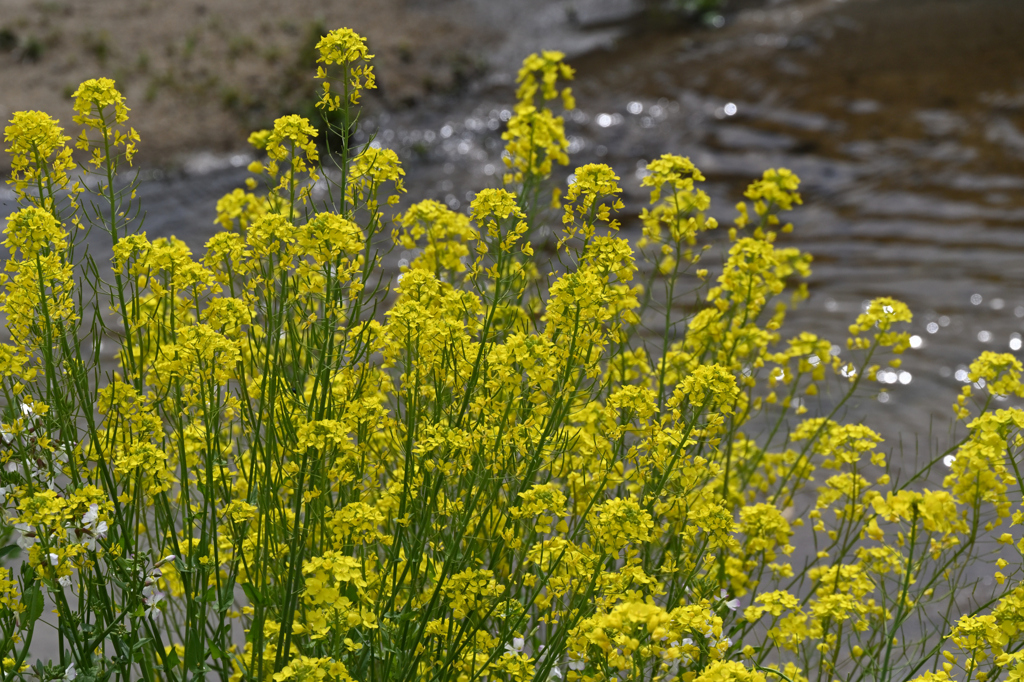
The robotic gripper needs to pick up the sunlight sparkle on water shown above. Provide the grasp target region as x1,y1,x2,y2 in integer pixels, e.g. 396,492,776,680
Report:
909,335,923,348
926,322,939,334
596,113,623,128
874,369,912,385
876,369,901,384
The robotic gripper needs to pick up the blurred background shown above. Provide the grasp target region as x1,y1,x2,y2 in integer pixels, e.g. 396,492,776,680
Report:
1,0,1024,453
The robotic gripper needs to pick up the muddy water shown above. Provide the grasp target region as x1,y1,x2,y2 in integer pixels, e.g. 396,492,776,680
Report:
3,0,1024,454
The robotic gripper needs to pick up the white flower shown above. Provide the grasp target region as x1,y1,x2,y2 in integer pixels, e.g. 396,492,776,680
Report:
48,552,59,566
14,522,37,549
548,668,563,680
64,663,77,681
567,654,585,671
142,581,166,617
20,403,33,418
82,504,100,527
82,521,107,552
1,430,13,444
719,589,741,612
74,504,109,551
58,575,72,588
504,637,525,656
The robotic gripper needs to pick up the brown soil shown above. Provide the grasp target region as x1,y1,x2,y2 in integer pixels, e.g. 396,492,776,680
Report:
0,0,493,170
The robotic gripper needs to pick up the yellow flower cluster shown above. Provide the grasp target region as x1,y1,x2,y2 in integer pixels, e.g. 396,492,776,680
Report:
315,28,375,109
502,51,573,186
72,77,140,168
2,29,1023,682
3,111,79,216
561,164,625,251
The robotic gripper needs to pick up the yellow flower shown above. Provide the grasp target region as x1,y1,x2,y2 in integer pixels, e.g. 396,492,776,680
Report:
560,164,625,248
397,199,478,276
694,660,766,682
315,28,375,108
587,497,654,553
735,167,802,236
514,50,575,111
968,351,1024,397
71,78,139,166
501,105,570,184
3,111,78,213
347,146,405,213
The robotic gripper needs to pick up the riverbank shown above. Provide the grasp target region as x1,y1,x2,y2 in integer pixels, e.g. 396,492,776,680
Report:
0,0,500,169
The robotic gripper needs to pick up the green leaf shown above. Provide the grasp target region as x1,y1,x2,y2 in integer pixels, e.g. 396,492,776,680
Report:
164,648,180,673
18,584,43,628
0,544,20,560
384,609,418,623
241,582,264,606
208,643,224,660
184,635,204,672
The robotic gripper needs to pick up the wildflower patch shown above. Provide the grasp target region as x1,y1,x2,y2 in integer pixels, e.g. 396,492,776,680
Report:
0,25,1022,682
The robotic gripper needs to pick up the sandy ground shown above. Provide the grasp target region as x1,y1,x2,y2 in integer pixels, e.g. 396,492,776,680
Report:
0,0,503,169
0,0,675,172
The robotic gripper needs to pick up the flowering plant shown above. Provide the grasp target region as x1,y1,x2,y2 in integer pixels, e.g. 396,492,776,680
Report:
1,26,1023,682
